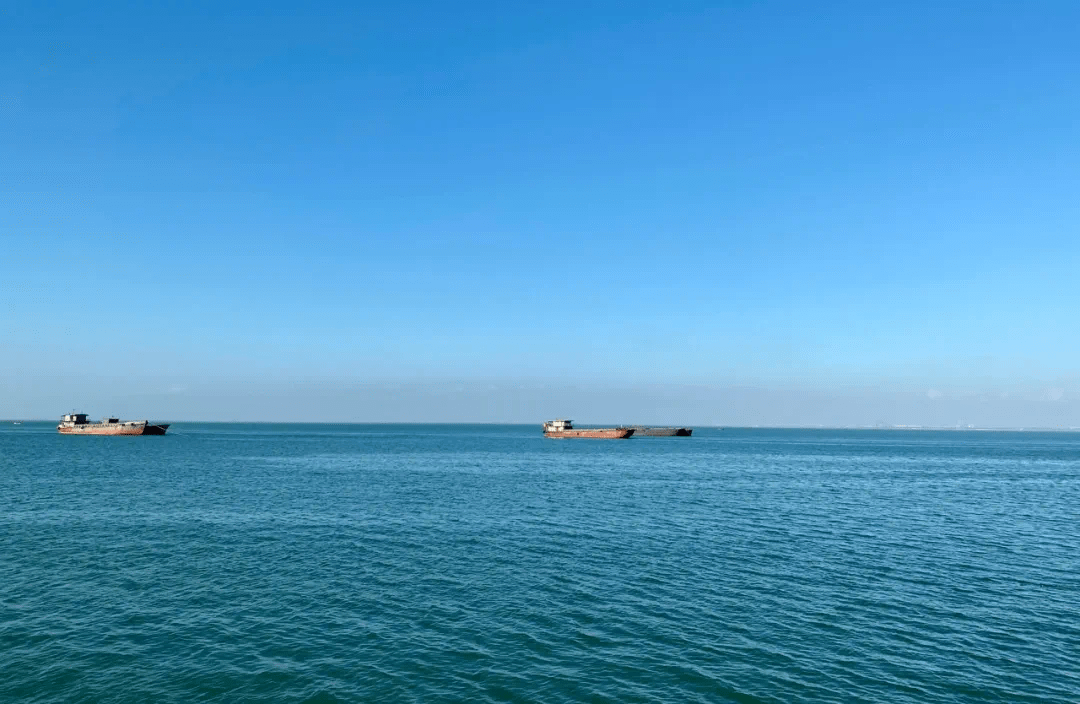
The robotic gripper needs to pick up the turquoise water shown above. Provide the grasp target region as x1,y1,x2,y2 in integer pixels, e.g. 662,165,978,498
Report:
1,424,1077,703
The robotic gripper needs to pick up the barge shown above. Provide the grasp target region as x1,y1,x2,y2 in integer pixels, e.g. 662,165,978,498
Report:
58,413,170,436
543,419,634,439
630,427,693,437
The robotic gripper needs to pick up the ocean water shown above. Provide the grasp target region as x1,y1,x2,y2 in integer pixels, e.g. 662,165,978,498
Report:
1,424,1077,703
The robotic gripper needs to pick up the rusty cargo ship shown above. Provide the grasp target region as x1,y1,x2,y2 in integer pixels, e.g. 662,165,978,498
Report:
543,419,634,439
57,413,170,436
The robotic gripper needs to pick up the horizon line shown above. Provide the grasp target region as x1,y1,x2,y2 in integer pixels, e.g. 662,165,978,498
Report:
5,420,1080,432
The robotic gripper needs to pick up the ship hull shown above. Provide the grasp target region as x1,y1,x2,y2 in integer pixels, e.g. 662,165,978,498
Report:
58,422,170,436
632,427,692,437
544,428,634,439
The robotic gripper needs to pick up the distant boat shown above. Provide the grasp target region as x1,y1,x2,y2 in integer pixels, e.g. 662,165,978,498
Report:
543,419,634,439
57,413,169,436
12,421,21,425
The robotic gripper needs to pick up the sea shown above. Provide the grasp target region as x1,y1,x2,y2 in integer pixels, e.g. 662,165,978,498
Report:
1,423,1077,703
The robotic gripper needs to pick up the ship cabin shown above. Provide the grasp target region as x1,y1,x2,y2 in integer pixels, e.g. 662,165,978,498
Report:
62,413,89,425
543,419,574,432
104,417,120,424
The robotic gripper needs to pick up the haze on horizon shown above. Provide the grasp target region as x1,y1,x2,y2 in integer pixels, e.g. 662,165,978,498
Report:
3,1,1079,427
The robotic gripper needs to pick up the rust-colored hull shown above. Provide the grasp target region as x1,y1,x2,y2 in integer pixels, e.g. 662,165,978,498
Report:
58,423,169,436
544,428,635,439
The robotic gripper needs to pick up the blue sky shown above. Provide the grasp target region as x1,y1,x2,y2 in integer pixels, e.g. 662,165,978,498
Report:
3,1,1079,424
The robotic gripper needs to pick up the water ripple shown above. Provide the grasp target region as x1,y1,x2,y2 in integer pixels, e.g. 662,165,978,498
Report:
1,425,1077,702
